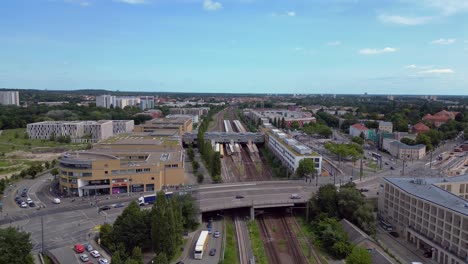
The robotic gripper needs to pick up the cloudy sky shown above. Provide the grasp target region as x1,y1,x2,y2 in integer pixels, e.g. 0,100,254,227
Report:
1,0,468,94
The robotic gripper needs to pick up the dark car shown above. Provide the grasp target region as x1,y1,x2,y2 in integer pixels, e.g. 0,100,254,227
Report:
424,251,432,258
114,203,125,208
235,195,244,199
385,162,389,165
99,205,112,211
389,231,399,238
359,188,369,192
390,166,395,170
209,248,216,256
14,196,21,202
29,202,36,207
176,262,184,264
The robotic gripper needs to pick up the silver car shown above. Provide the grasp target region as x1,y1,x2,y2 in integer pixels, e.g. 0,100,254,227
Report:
80,254,89,262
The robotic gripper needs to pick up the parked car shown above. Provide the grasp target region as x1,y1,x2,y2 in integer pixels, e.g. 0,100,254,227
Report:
235,195,244,199
14,196,22,203
389,231,399,238
214,231,220,238
359,188,369,192
74,244,84,253
20,202,28,208
209,248,216,256
390,166,395,170
98,258,109,264
90,250,100,258
85,244,93,252
80,254,89,262
26,198,32,203
53,198,61,204
29,202,36,207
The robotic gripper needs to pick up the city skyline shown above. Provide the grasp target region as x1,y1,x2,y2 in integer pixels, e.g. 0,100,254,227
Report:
1,0,468,95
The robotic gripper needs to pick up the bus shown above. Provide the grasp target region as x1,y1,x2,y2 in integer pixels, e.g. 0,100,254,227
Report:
194,231,210,259
371,152,382,160
219,144,224,158
380,220,393,231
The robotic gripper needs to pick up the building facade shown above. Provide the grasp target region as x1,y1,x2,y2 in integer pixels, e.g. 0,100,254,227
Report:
96,95,140,109
27,120,133,142
382,139,426,160
134,117,193,136
140,96,155,110
266,128,322,174
0,91,20,106
379,176,468,264
58,137,186,196
349,123,368,138
378,121,393,133
246,109,316,128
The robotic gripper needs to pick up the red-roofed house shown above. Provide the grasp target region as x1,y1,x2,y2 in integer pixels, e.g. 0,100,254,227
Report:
422,110,459,128
411,122,430,135
349,123,369,139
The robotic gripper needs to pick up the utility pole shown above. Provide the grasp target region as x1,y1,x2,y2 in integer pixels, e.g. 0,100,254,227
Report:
41,217,44,254
359,159,363,181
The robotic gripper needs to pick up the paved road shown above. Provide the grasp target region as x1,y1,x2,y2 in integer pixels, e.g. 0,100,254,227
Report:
182,219,223,264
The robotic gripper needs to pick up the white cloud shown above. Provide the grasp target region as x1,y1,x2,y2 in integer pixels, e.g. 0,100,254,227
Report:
203,0,222,11
421,0,468,16
286,11,296,17
419,68,454,74
114,0,147,4
359,47,398,55
378,14,434,25
430,38,456,45
271,11,296,17
326,41,341,46
405,64,417,69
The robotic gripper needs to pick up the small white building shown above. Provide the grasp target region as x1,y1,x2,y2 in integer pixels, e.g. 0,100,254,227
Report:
349,123,368,138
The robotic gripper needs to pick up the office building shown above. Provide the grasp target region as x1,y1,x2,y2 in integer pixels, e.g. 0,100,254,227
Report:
378,121,393,133
382,139,426,160
266,128,322,173
0,91,20,106
379,176,468,264
58,135,186,196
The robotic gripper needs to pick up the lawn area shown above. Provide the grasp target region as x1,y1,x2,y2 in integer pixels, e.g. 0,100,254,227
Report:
246,220,268,264
0,128,87,153
223,217,240,264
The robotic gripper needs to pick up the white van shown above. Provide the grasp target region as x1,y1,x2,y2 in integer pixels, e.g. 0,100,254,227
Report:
53,198,61,204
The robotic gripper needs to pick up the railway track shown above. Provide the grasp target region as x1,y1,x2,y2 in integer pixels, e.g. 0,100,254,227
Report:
240,147,262,181
280,215,309,264
257,214,281,264
234,216,250,264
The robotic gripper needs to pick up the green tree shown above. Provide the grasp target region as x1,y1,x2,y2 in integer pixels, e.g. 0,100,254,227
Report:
111,252,124,264
0,227,34,264
112,201,150,254
296,158,316,178
44,161,51,169
351,136,364,145
290,121,300,130
152,253,168,264
316,184,338,217
346,247,372,264
99,223,114,250
127,247,144,264
400,137,416,145
337,186,364,220
50,167,59,178
187,145,194,160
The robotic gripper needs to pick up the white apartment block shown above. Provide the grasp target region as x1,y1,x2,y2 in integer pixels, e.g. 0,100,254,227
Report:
27,120,133,143
112,120,135,134
379,121,393,133
0,91,20,106
96,95,139,109
379,176,468,264
266,128,322,174
166,114,199,124
169,107,210,117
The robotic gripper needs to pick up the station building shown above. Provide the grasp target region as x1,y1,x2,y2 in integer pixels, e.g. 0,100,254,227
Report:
134,116,193,136
379,176,468,264
58,134,185,197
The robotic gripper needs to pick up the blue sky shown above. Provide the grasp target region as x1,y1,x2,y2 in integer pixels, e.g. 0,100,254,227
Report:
1,0,468,95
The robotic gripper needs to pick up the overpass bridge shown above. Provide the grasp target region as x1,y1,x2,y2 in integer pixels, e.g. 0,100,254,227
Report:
194,181,316,219
182,132,265,145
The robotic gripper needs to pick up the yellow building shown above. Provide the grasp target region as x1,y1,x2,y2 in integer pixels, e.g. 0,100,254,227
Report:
58,135,186,196
133,116,193,136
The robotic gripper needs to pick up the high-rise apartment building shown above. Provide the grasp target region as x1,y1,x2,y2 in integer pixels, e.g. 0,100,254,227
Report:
0,91,20,106
140,96,155,110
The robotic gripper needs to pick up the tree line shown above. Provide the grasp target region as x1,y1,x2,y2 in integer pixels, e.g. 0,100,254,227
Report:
100,192,198,264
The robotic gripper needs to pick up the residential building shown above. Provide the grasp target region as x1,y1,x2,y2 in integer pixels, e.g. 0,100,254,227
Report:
423,110,459,128
0,91,19,106
96,95,140,109
378,121,393,133
27,120,133,143
349,123,368,139
140,96,155,110
265,128,322,174
166,114,199,125
382,139,426,160
412,122,431,134
378,176,468,264
58,135,185,196
96,95,116,108
133,116,193,136
169,107,210,117
137,109,163,119
116,97,139,108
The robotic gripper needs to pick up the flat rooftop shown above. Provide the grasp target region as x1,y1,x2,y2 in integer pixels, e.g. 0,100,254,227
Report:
384,175,468,216
267,129,319,157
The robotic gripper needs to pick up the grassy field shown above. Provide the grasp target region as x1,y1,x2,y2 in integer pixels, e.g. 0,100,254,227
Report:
223,217,240,264
0,128,87,153
246,220,268,264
